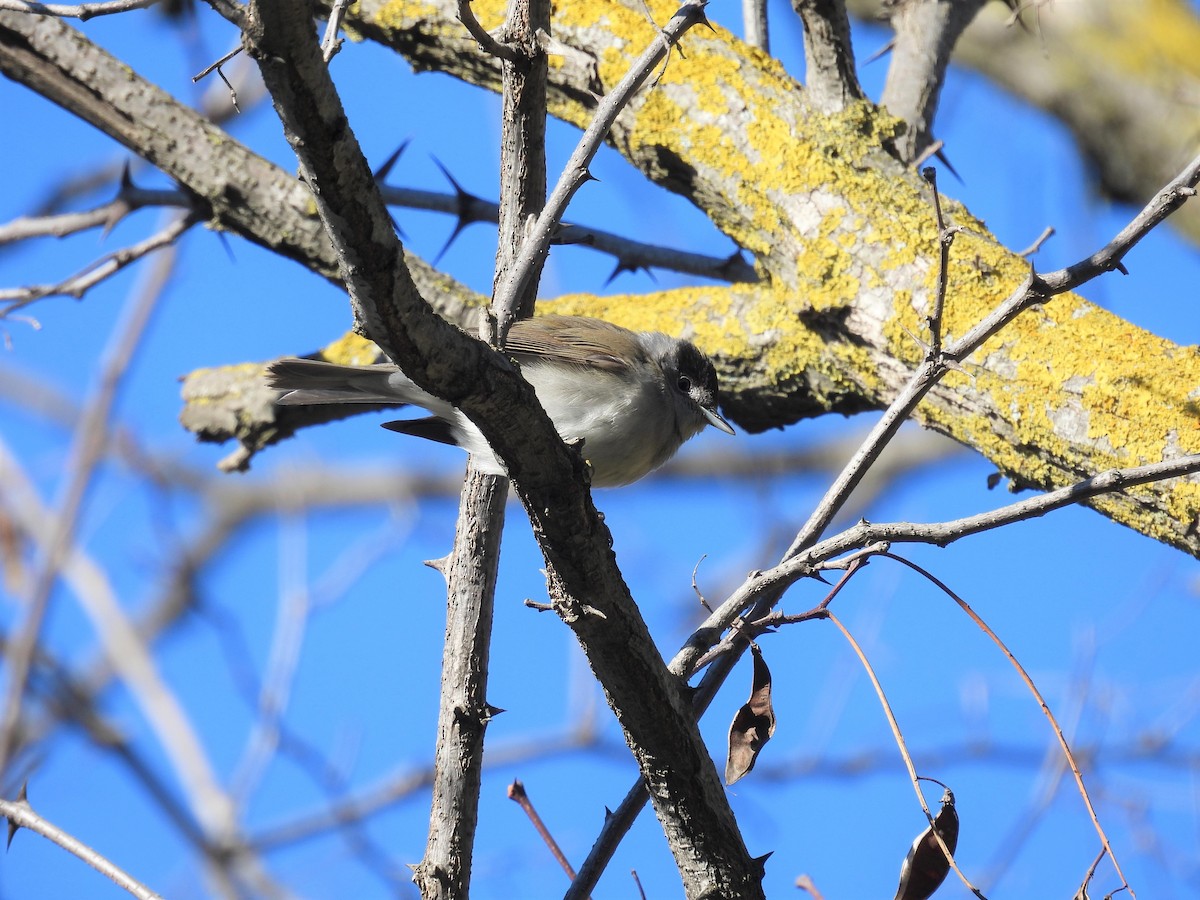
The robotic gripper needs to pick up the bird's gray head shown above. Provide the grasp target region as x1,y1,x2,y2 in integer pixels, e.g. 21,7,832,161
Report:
638,333,734,437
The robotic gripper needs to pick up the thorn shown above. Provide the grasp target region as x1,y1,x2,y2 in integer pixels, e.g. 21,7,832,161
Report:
751,850,773,878
863,36,896,65
942,358,972,378
931,147,960,183
603,806,613,820
373,139,411,181
580,168,599,184
7,783,28,850
424,555,449,574
388,213,407,240
102,162,139,239
717,249,754,282
215,230,236,264
483,704,506,720
431,156,483,262
432,156,475,207
605,259,655,286
1113,260,1130,275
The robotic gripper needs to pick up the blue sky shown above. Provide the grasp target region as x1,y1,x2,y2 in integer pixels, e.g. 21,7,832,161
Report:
1,2,1199,899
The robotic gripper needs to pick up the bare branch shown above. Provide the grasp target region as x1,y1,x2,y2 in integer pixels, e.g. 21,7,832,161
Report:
455,0,520,63
0,0,157,19
881,553,1134,898
0,792,164,899
413,469,507,897
0,212,197,316
491,1,713,332
377,182,756,283
320,0,351,61
742,0,768,51
790,0,864,113
0,186,185,245
0,244,241,843
191,45,242,82
878,0,991,163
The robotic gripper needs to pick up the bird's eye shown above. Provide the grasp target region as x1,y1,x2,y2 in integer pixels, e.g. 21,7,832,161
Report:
677,375,692,392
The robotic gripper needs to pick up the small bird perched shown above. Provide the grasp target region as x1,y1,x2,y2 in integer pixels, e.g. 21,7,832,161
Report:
267,315,734,487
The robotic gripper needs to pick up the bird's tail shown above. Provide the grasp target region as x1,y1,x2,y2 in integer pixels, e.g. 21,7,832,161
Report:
266,358,410,406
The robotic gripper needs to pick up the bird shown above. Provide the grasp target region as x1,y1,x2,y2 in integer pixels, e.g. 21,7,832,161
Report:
266,315,734,487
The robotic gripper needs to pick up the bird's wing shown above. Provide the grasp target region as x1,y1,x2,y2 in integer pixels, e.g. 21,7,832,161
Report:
504,317,639,373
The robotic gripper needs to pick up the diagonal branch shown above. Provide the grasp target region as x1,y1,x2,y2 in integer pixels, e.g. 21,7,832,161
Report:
0,792,163,900
0,211,197,316
241,0,765,894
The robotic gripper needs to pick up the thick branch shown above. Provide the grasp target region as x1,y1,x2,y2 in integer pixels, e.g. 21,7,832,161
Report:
414,470,506,898
851,0,1200,245
241,0,764,894
790,0,864,113
8,4,1200,558
877,0,990,163
0,10,473,307
338,0,1200,558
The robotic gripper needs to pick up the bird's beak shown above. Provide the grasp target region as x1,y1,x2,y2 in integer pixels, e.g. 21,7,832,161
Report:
703,406,735,435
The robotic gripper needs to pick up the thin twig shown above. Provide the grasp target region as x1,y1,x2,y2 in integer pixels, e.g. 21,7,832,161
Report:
228,515,313,802
455,0,520,62
0,220,238,844
490,0,710,335
0,0,156,18
1017,226,1055,258
192,46,243,83
508,780,577,880
376,184,756,283
825,610,984,898
1075,846,1108,899
248,722,597,851
921,166,951,356
881,552,1134,899
0,437,228,844
0,188,185,245
0,794,164,899
0,212,198,316
320,0,352,62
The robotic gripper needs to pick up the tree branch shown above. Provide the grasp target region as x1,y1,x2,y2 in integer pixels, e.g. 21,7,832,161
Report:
790,0,864,113
241,0,766,893
0,791,164,900
876,0,990,163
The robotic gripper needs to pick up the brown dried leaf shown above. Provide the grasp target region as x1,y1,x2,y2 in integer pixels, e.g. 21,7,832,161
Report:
892,788,960,900
724,643,776,785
